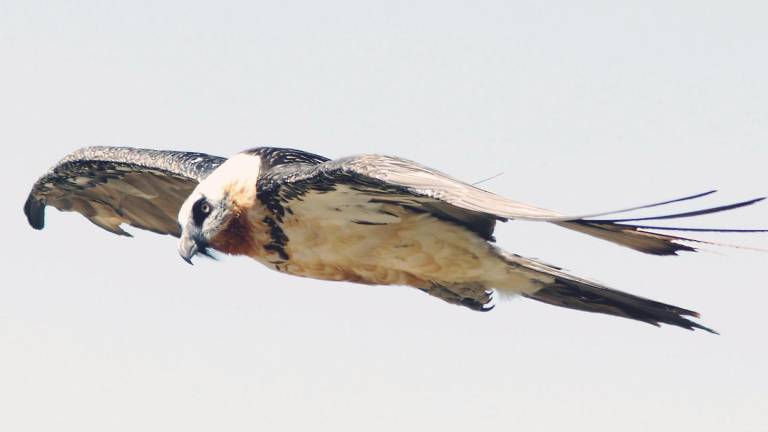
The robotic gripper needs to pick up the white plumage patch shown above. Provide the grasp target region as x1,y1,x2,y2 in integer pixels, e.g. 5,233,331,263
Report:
178,152,262,225
27,145,753,329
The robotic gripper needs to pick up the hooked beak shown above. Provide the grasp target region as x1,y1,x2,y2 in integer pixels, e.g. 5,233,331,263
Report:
178,230,201,265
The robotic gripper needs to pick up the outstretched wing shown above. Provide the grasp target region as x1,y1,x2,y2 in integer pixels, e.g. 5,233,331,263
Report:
25,146,225,237
260,153,765,254
258,153,524,241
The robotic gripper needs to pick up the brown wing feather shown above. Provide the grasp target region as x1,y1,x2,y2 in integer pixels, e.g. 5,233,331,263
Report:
25,146,225,237
268,153,766,255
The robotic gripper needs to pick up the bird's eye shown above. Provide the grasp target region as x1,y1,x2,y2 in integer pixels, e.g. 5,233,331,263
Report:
192,198,213,226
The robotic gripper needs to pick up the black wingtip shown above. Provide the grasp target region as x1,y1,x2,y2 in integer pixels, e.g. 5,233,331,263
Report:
23,194,45,230
591,196,767,224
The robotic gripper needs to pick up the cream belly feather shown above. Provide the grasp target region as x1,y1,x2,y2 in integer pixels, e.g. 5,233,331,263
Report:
236,194,548,301
27,145,751,331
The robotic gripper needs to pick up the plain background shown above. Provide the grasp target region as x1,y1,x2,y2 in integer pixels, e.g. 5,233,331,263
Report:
2,1,767,431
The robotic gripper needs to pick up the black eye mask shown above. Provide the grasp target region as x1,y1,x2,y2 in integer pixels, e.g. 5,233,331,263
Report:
191,197,212,226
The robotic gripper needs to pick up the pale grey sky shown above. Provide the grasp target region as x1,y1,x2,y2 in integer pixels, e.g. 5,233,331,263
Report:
2,1,767,431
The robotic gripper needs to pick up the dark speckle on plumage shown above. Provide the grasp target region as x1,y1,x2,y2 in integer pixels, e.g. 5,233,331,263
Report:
23,145,767,333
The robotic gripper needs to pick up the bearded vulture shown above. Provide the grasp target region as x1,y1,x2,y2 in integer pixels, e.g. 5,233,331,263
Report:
24,146,766,333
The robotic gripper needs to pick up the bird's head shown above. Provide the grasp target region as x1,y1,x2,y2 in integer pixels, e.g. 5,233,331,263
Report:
177,153,262,264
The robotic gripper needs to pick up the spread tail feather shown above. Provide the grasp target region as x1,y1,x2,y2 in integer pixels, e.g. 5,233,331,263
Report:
555,194,766,255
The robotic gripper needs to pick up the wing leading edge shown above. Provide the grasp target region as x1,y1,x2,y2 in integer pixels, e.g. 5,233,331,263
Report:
25,146,225,237
261,153,766,254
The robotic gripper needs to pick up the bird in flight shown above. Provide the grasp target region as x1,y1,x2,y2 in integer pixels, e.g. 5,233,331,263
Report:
24,146,766,333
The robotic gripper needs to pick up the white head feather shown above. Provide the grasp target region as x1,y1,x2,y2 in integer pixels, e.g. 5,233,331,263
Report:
177,152,262,227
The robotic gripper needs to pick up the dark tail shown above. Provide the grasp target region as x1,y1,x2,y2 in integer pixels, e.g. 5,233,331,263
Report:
524,277,717,334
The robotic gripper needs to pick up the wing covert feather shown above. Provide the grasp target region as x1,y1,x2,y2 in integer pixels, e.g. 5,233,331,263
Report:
25,146,225,237
263,153,765,254
324,155,563,220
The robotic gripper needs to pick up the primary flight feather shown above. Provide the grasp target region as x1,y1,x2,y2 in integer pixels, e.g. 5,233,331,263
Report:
24,146,767,333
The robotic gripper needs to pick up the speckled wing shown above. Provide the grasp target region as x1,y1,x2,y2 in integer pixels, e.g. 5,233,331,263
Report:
323,154,564,219
25,146,225,237
261,153,765,254
258,154,519,241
